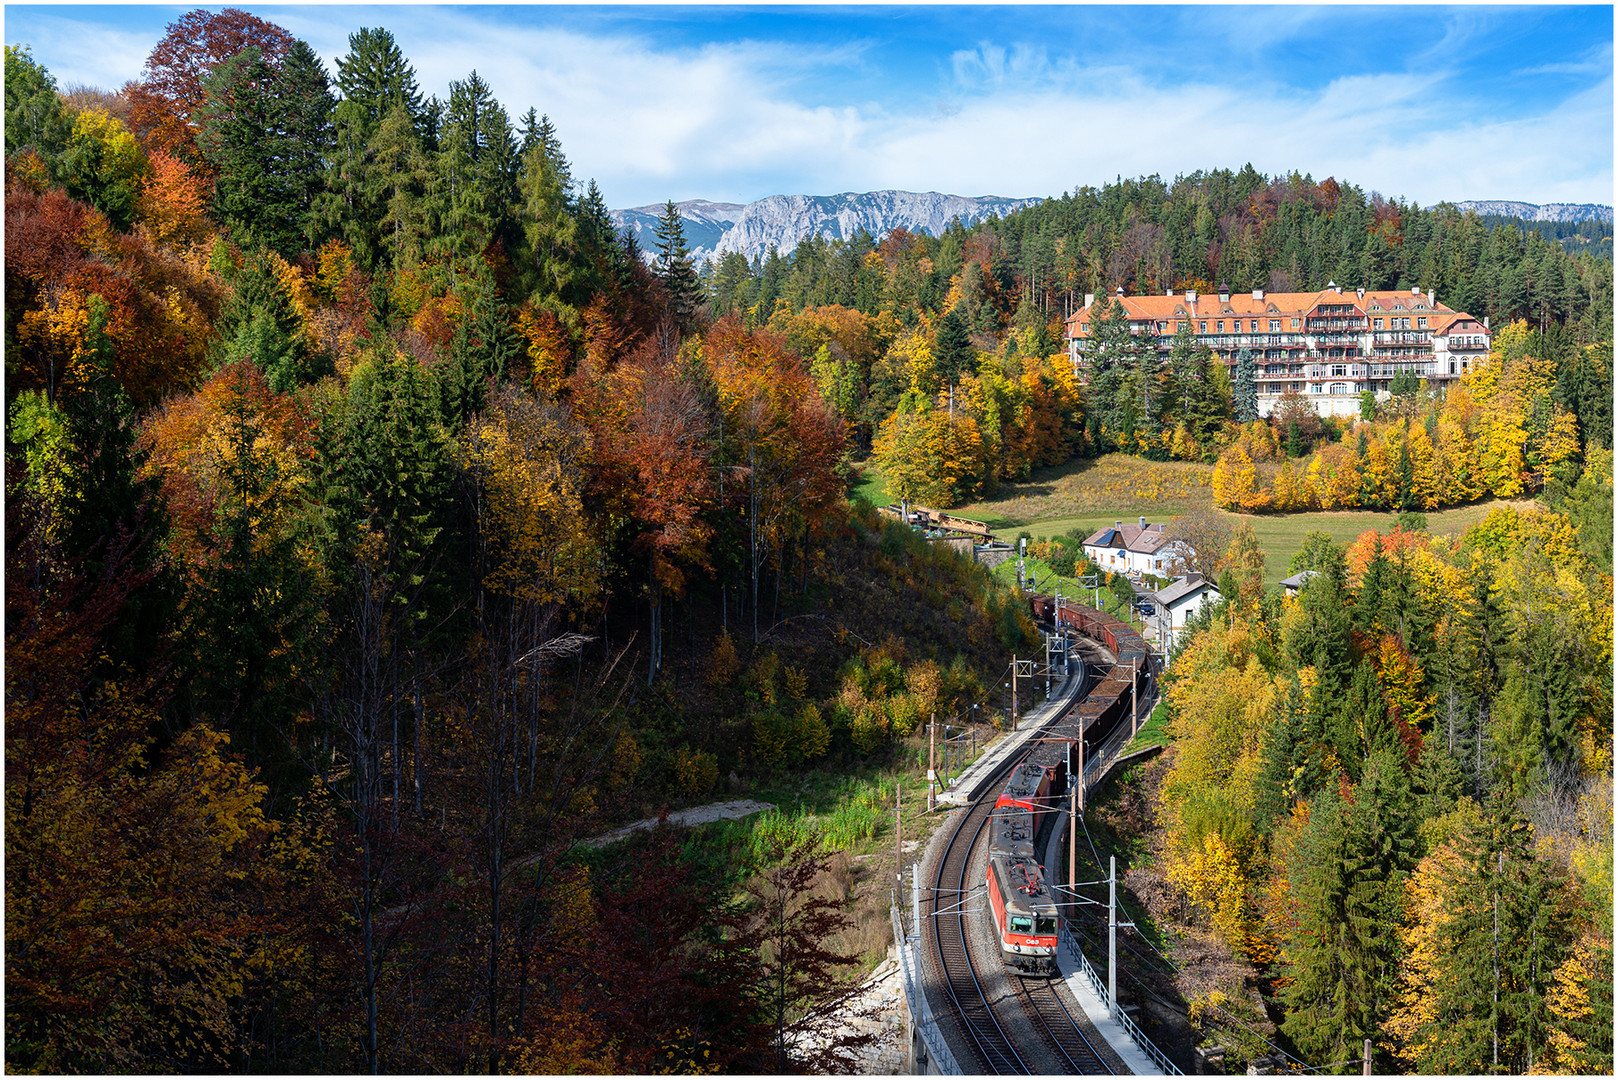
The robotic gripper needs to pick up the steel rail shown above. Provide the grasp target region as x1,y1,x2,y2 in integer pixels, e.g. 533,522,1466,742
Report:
930,798,1029,1074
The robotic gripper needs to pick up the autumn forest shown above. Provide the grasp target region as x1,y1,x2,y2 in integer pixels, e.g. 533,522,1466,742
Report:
5,8,1613,1076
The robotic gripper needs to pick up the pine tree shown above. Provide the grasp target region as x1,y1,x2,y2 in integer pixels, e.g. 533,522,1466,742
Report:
654,199,703,332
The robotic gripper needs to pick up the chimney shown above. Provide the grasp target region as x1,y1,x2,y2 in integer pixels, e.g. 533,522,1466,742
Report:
1185,289,1197,304
1428,289,1435,307
1329,280,1341,293
1167,289,1174,297
1219,283,1230,302
1115,520,1122,531
1357,287,1365,301
1411,286,1421,295
1484,315,1490,330
1252,288,1264,300
1116,286,1125,296
1139,515,1147,529
1084,293,1094,309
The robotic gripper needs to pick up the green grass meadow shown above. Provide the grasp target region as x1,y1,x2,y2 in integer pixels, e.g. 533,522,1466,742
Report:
859,454,1534,585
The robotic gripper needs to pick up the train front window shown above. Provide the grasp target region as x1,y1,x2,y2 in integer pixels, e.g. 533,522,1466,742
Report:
1010,917,1032,933
1035,916,1057,935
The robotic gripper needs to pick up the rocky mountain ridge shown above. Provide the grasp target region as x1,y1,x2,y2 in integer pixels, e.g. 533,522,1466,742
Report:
611,190,1043,265
1447,200,1612,224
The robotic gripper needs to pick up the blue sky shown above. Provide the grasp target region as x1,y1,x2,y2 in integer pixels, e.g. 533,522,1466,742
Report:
5,5,1612,211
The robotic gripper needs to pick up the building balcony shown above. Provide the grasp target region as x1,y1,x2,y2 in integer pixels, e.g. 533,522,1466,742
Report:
1373,331,1431,345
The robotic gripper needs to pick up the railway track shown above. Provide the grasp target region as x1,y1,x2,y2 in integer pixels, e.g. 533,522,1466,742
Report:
1017,976,1113,1073
929,796,1029,1074
925,649,1120,1075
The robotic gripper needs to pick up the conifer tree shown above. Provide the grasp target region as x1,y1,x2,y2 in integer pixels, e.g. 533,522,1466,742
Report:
4,45,72,164
517,110,579,308
1281,746,1416,1069
1233,345,1259,422
1418,792,1575,1073
199,47,294,249
279,40,335,247
934,305,973,387
335,27,422,136
654,199,703,332
1083,296,1134,449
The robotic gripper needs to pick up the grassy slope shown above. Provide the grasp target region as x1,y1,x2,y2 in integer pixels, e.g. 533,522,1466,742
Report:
864,453,1536,584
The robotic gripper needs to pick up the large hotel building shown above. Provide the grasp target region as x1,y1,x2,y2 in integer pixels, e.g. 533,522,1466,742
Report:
1063,283,1491,418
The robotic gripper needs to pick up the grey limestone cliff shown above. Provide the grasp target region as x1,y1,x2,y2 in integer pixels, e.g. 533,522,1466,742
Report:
611,190,1043,265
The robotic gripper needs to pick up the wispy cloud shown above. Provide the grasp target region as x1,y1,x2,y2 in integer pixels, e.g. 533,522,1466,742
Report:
5,5,1610,209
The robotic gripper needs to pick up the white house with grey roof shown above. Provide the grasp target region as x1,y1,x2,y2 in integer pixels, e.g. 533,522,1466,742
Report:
1138,574,1220,653
1081,516,1190,578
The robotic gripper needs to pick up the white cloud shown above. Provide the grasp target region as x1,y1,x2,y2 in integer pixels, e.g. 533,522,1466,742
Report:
6,14,153,90
8,6,1610,210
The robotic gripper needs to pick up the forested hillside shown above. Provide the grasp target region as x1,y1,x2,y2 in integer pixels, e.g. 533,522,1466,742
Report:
704,168,1611,508
1156,512,1612,1074
6,14,1044,1072
4,8,1612,1076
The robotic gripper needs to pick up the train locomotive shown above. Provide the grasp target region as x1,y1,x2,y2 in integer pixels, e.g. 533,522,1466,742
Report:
984,597,1158,976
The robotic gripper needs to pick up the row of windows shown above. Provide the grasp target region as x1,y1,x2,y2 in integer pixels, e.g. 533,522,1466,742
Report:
1375,316,1426,330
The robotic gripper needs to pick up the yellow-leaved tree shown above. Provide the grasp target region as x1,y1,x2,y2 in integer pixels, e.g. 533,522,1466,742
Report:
1159,623,1280,953
1211,444,1271,512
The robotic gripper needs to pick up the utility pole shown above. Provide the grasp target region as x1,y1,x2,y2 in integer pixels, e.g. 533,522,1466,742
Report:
1363,1038,1373,1076
895,783,902,891
1077,730,1086,812
1011,656,1019,732
1108,855,1117,1013
927,715,936,812
1131,656,1139,738
1068,759,1077,895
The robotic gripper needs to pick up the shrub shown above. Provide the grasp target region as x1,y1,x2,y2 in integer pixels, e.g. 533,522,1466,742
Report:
793,704,831,762
673,746,719,796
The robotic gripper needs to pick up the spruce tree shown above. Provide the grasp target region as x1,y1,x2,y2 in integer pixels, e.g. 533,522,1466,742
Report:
1282,747,1416,1070
279,40,335,248
1422,792,1574,1073
210,246,323,391
200,47,296,250
1353,534,1391,637
1233,345,1259,422
934,305,973,386
654,199,703,332
517,110,579,307
1084,296,1134,450
335,27,422,136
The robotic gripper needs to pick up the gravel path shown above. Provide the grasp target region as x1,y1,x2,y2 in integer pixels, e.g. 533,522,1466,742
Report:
579,799,775,846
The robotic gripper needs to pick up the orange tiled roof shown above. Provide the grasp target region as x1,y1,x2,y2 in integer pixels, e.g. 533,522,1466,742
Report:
1065,287,1470,335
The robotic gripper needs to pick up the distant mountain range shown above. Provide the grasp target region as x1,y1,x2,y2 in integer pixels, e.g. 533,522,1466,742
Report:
611,190,1044,265
1447,201,1612,224
609,192,1611,268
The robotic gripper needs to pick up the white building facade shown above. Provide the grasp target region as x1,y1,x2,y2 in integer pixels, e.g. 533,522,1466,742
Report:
1065,284,1492,420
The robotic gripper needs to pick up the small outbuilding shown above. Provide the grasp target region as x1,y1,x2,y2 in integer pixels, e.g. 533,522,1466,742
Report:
1280,570,1319,598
